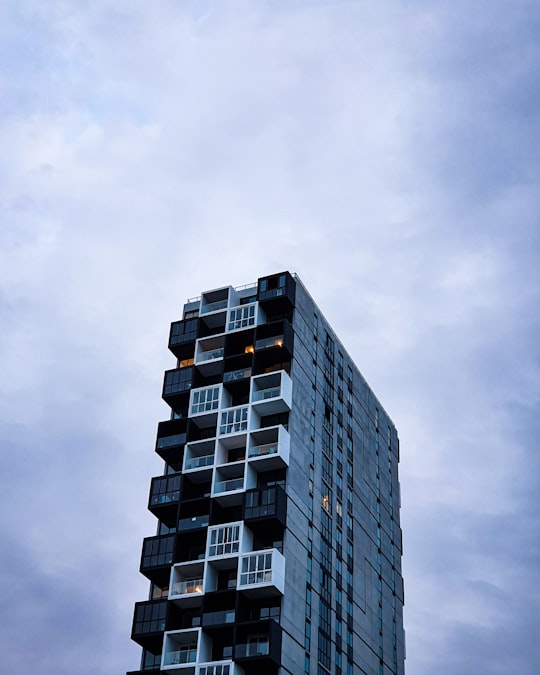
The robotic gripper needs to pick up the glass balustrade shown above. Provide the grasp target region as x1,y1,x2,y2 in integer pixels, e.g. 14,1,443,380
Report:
252,387,281,402
185,454,214,470
164,648,198,665
198,348,224,362
249,443,278,458
201,300,228,314
172,579,204,596
214,477,244,493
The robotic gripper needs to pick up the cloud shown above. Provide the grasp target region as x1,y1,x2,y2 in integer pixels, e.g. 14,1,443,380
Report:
1,1,539,673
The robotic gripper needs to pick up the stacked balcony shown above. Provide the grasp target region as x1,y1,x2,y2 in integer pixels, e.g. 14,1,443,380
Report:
170,562,205,608
148,474,181,527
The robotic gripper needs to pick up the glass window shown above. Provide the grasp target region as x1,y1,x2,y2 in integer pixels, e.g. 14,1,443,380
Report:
240,552,273,585
219,406,248,434
228,304,256,331
191,386,220,414
208,524,240,556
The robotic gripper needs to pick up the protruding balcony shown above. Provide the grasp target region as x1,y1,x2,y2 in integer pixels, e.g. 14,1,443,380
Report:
257,271,296,312
183,439,215,481
162,628,211,671
234,620,282,666
169,318,199,359
131,599,167,651
148,474,181,527
140,534,176,586
155,418,188,464
248,425,290,471
243,485,287,528
201,288,232,316
194,336,225,376
163,367,195,406
169,561,205,608
206,522,252,562
250,370,292,416
237,549,285,598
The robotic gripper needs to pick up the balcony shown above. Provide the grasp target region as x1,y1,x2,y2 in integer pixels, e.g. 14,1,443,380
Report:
226,303,260,333
201,299,228,315
148,474,181,527
169,318,199,358
234,620,282,665
183,439,215,481
212,462,254,506
218,405,249,436
199,288,233,330
206,522,252,562
243,485,287,527
195,336,225,376
162,628,212,671
250,370,292,416
248,425,290,471
131,600,167,651
140,534,176,585
257,272,296,313
189,385,222,428
155,418,188,464
163,367,194,405
237,549,285,598
253,320,294,374
170,561,205,608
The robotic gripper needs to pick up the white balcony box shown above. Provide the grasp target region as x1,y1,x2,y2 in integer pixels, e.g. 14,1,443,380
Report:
237,548,285,598
250,370,292,415
206,522,252,562
169,561,205,607
211,463,256,506
214,436,246,465
162,628,211,671
200,286,237,318
247,425,290,470
218,405,249,437
189,385,224,427
194,336,226,376
183,439,216,480
226,302,263,333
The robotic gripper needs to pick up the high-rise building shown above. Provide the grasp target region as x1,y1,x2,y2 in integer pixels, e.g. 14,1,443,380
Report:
127,271,405,675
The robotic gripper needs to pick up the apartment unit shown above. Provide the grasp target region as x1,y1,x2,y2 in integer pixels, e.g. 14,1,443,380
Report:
127,271,405,675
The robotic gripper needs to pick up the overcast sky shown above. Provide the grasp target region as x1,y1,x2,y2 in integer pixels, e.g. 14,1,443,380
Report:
1,1,539,673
